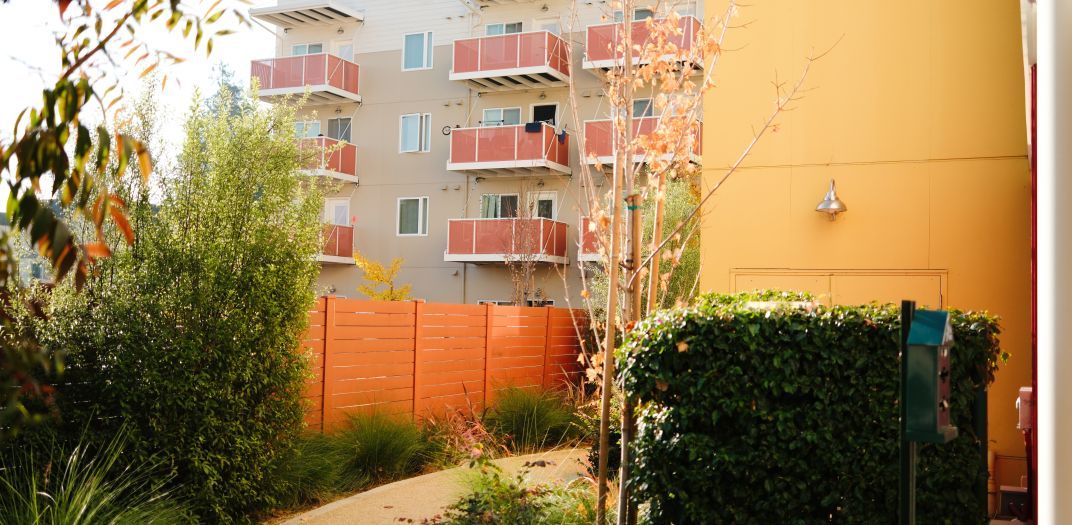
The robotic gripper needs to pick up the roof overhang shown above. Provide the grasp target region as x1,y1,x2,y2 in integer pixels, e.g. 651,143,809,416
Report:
251,0,363,29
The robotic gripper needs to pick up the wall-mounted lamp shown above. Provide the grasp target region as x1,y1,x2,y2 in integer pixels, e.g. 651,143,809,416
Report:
538,92,547,100
474,176,486,183
536,180,546,187
334,107,342,115
336,27,344,35
815,179,847,221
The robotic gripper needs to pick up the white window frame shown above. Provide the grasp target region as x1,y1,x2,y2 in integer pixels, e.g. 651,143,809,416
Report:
478,299,514,306
292,42,325,56
482,107,522,127
396,196,429,237
485,22,523,36
324,198,350,225
327,117,352,142
399,113,432,153
529,102,559,125
480,193,520,218
613,8,656,22
533,17,560,35
528,191,558,220
402,31,434,71
295,120,321,138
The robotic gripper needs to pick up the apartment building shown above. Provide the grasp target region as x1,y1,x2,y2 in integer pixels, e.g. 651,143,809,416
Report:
249,0,703,306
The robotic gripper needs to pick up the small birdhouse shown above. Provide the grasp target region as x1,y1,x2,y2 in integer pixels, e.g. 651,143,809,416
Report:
904,309,958,444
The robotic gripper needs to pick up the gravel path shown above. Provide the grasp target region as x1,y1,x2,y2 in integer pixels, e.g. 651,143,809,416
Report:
281,447,590,525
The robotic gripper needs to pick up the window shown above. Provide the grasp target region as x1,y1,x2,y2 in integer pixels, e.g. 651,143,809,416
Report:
294,121,321,138
528,191,557,219
403,31,434,70
397,197,429,236
292,43,324,56
335,41,354,60
633,98,654,118
324,198,349,225
614,8,655,22
482,108,521,127
534,17,560,35
531,103,558,125
486,22,523,35
327,118,351,142
400,113,432,152
480,194,519,218
478,299,515,306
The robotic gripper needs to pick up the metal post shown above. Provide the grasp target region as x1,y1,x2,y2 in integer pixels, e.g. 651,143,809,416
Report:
900,300,917,525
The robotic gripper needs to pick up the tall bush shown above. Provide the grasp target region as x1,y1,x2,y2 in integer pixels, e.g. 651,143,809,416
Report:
36,90,323,522
621,291,1003,524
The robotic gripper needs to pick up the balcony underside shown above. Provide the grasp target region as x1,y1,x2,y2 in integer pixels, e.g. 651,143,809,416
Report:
301,168,359,184
251,0,363,28
443,253,569,265
449,67,569,92
582,55,704,72
447,160,571,177
475,0,541,4
585,153,701,169
317,254,355,265
576,253,602,263
258,85,362,105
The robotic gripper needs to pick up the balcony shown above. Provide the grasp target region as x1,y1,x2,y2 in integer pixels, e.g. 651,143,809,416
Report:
450,31,570,92
319,224,354,264
249,0,363,29
447,123,570,176
300,137,358,183
444,218,569,265
577,217,601,263
250,53,361,105
583,117,702,167
583,15,702,71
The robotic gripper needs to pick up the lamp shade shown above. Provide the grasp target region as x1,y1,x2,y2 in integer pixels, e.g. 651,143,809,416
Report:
815,179,847,219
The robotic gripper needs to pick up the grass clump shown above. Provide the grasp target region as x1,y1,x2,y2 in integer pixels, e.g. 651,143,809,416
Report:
0,430,193,525
335,412,428,486
484,387,580,453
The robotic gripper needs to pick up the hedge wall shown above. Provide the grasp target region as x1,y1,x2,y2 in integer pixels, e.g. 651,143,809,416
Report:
620,291,1003,525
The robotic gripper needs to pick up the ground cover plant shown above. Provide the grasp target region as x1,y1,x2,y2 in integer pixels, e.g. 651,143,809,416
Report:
483,387,583,454
620,291,1004,524
0,429,194,525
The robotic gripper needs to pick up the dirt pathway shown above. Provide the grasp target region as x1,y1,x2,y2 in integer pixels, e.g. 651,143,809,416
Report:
281,447,590,525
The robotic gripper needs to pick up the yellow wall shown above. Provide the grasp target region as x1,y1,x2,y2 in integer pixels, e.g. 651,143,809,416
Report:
701,0,1031,486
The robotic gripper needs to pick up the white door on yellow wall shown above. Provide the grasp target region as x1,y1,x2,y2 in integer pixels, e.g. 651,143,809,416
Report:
731,270,946,309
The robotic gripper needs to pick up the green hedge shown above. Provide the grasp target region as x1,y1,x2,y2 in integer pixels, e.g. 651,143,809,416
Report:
620,291,1003,525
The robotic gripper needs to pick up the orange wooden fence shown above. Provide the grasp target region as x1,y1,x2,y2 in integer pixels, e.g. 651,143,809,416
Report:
301,297,589,431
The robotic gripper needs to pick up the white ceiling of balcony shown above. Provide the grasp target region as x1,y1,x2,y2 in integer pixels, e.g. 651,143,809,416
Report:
476,0,542,5
250,0,364,28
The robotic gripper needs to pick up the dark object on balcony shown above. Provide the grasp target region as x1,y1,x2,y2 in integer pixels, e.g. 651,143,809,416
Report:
525,122,542,133
558,130,567,144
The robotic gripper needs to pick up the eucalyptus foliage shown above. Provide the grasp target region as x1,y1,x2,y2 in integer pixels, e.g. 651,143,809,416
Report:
621,291,1003,524
35,90,323,523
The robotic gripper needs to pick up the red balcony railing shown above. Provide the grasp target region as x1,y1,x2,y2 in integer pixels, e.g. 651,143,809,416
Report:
584,15,702,68
583,117,702,164
322,224,354,259
300,137,357,179
448,123,570,174
452,31,570,85
251,53,360,100
445,218,568,263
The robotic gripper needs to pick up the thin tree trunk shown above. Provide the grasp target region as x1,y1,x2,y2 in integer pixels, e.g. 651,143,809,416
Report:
617,1,639,522
646,169,668,313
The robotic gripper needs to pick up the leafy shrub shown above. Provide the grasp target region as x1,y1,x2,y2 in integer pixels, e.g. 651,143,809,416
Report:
433,456,600,525
335,412,429,487
34,90,323,522
0,429,193,524
484,388,579,453
620,291,1003,524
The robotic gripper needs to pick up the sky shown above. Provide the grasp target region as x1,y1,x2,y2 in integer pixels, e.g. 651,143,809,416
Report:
0,0,278,197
